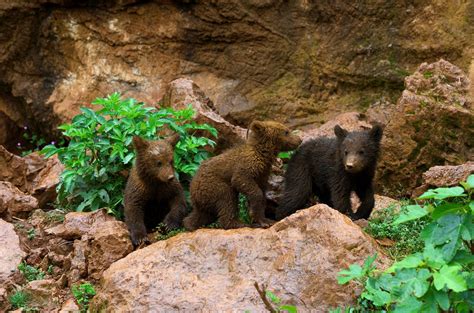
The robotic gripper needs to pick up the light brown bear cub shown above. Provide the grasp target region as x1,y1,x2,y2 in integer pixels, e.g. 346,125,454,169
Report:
124,134,187,246
184,120,302,230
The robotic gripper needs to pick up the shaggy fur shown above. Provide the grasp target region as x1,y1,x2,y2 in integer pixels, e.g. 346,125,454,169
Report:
124,134,187,246
184,120,302,231
276,124,383,220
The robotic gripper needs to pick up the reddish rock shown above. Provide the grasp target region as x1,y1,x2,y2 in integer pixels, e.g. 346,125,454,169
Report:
68,238,89,284
0,181,38,219
46,209,116,240
24,279,58,307
0,219,25,286
91,204,388,312
161,78,247,152
377,59,474,196
412,162,474,198
300,112,372,142
0,145,28,191
87,221,133,280
59,298,80,313
27,154,64,209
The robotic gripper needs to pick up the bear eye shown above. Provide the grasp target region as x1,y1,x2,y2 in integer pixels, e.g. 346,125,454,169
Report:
358,150,364,155
344,151,348,156
284,130,290,135
157,161,162,166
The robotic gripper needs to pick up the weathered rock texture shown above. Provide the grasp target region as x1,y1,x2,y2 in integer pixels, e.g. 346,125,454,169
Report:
0,219,25,286
412,161,474,197
0,181,38,219
91,204,389,312
0,0,473,143
46,209,133,284
376,59,474,196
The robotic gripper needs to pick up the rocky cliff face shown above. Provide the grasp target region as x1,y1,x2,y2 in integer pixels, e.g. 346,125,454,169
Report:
1,0,473,149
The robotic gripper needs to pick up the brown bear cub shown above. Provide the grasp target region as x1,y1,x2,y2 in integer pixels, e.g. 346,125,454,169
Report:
184,121,302,231
276,124,383,220
124,134,187,246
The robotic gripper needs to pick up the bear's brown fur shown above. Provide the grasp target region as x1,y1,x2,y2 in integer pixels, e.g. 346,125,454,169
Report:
184,120,302,230
124,134,187,246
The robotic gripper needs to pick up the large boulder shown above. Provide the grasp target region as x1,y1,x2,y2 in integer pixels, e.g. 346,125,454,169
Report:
90,204,389,312
0,219,25,286
1,1,473,140
376,59,474,196
0,145,28,190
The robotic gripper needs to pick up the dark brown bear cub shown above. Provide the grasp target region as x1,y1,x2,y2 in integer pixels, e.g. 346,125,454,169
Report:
184,121,302,231
124,134,187,246
276,124,383,220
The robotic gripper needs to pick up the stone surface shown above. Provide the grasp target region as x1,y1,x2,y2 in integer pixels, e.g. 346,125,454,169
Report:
377,59,474,196
46,209,116,240
59,298,80,313
24,279,58,307
87,221,133,280
412,161,474,198
0,219,25,286
0,145,28,191
299,112,372,142
90,204,389,312
0,1,473,141
26,154,64,209
0,181,38,219
162,78,247,152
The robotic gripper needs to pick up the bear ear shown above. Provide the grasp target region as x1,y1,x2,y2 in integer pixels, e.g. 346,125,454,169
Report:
334,125,348,140
166,133,180,147
369,124,383,142
250,120,265,133
132,136,149,151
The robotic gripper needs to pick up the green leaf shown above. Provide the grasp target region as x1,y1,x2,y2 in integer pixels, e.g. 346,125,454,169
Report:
265,291,280,304
123,153,134,164
464,174,474,190
387,253,423,272
433,264,467,292
279,305,297,313
337,264,363,284
418,186,465,200
423,244,446,269
432,202,465,219
362,277,391,306
393,295,423,313
433,289,449,311
393,205,428,225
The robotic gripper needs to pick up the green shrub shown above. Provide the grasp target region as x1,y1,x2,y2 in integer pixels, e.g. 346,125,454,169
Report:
366,203,429,259
18,262,45,282
9,290,29,310
336,175,474,312
72,282,96,313
41,93,217,217
238,194,252,225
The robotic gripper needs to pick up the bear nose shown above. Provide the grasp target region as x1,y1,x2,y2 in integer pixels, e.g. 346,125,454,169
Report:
167,175,175,181
346,163,354,169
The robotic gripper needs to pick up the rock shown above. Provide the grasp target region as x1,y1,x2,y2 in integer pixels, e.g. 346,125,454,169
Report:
0,181,38,219
22,152,63,209
68,238,89,284
24,279,58,307
0,219,25,286
299,112,372,142
87,221,133,280
59,298,80,313
2,1,472,138
90,204,389,312
377,59,474,196
46,209,115,240
0,145,28,191
412,162,474,198
161,78,247,152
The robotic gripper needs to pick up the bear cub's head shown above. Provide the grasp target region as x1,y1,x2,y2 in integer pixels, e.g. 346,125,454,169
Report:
132,134,180,182
249,120,302,151
334,124,383,174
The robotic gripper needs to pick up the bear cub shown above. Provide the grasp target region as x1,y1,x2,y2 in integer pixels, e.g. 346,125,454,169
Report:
276,124,383,220
184,120,302,231
124,134,187,246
